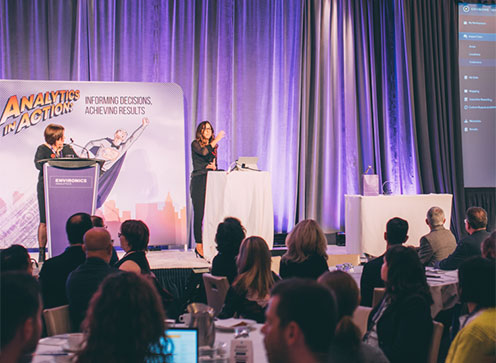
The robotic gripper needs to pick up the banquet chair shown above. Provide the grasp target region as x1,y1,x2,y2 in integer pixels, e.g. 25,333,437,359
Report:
427,321,444,363
352,306,372,338
202,273,229,316
372,287,386,307
271,256,281,275
43,304,72,336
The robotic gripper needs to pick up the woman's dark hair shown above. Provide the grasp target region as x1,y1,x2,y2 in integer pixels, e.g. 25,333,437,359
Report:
481,231,496,260
195,121,215,146
215,217,246,255
385,245,432,304
318,271,362,355
120,220,149,251
75,272,170,363
0,244,31,273
44,123,65,145
91,215,105,228
458,256,495,308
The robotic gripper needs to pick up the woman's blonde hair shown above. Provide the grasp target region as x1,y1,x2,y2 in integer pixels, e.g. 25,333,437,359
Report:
283,219,328,263
234,236,274,299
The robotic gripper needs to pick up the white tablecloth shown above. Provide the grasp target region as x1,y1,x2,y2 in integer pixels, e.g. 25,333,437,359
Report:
203,171,274,261
344,194,453,256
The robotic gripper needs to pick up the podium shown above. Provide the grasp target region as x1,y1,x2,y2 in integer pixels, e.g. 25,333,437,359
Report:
43,158,103,257
344,194,453,256
202,170,274,261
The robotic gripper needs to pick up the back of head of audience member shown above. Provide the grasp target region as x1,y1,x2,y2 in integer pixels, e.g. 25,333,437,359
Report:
235,236,274,299
284,219,328,263
383,245,432,304
458,256,495,311
481,231,496,260
76,272,169,363
66,213,93,245
119,219,149,251
0,245,32,274
215,217,246,256
318,271,362,354
262,279,337,363
83,228,113,264
90,215,105,228
426,206,445,228
465,207,488,233
385,217,409,246
0,272,42,362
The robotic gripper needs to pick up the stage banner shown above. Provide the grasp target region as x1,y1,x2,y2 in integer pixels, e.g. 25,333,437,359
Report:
0,80,187,250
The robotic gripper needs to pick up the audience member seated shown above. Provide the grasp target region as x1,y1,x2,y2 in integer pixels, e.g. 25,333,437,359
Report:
481,231,495,260
0,272,42,363
279,219,328,280
360,217,408,307
66,227,116,331
437,207,489,270
211,217,246,284
39,212,92,308
363,245,433,363
219,236,280,323
418,206,456,266
0,244,33,274
115,219,151,274
91,215,119,265
74,272,171,363
318,271,389,363
445,257,495,363
261,278,337,363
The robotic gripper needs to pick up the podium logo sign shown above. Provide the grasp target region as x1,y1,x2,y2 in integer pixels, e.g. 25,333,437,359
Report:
50,177,93,188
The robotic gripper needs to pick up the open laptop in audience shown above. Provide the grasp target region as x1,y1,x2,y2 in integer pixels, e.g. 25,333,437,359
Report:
149,327,198,363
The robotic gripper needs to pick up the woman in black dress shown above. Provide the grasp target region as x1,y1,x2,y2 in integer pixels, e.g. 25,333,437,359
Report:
34,123,76,262
190,121,225,258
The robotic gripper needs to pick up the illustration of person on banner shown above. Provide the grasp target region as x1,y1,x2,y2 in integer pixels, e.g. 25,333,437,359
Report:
84,117,149,208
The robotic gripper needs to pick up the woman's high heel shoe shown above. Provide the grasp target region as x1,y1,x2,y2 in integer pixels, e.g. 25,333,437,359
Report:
194,247,205,259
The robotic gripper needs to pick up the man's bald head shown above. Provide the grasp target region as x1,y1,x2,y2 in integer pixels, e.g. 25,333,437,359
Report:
83,228,112,263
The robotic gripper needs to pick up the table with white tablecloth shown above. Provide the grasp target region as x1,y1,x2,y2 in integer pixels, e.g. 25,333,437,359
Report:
33,323,268,363
203,170,274,261
345,194,453,257
347,265,459,317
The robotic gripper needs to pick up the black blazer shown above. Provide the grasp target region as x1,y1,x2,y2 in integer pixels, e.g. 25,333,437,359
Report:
39,245,86,308
437,230,490,270
211,252,237,284
360,255,385,307
367,293,433,363
279,254,329,280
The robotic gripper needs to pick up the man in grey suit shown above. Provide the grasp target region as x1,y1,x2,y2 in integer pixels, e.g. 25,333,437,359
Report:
418,206,456,266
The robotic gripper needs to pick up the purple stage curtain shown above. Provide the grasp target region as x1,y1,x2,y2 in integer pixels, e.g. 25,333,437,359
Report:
0,0,465,237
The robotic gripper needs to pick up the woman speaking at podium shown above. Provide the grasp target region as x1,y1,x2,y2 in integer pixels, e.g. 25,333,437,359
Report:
34,123,76,262
190,121,225,258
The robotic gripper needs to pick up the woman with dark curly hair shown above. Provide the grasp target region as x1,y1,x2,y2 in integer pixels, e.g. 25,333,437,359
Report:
115,220,151,274
211,217,246,284
75,272,171,363
363,245,433,363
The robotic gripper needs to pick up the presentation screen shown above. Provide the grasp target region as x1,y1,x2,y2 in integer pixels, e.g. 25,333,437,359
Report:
458,3,496,187
0,81,187,249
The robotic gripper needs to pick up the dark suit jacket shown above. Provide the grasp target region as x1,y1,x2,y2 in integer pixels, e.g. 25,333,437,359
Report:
279,254,329,280
39,245,86,308
66,257,116,331
367,293,433,363
437,230,490,270
360,254,385,307
211,252,237,284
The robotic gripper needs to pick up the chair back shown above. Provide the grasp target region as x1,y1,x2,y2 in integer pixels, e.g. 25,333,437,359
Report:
202,273,230,316
43,304,72,336
428,321,444,363
372,287,386,307
352,306,372,338
271,256,281,275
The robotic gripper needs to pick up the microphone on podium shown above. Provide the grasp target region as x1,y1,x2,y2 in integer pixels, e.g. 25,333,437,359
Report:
69,138,91,158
